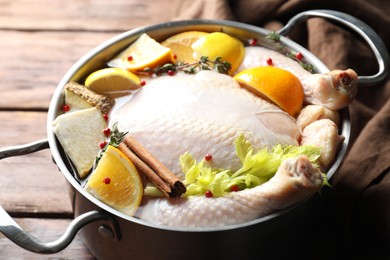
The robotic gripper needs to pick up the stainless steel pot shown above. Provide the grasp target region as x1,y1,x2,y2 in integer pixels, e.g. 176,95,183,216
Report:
1,10,388,259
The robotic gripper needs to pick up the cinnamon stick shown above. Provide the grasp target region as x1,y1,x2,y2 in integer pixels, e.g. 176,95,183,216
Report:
118,143,170,198
124,136,187,194
118,138,186,198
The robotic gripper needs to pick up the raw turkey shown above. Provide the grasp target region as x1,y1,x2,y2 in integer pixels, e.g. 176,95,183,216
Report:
112,71,300,180
110,70,324,228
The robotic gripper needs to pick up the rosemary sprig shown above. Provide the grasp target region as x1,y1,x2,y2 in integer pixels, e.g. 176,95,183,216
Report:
95,122,128,165
266,31,315,73
144,56,232,75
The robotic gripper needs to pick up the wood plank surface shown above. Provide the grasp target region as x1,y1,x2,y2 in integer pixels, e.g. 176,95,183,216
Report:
0,31,117,110
0,0,178,31
0,218,94,259
0,111,48,147
0,0,179,110
0,111,72,215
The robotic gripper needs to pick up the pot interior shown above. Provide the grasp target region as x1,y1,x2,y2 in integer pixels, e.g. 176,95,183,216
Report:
47,19,350,231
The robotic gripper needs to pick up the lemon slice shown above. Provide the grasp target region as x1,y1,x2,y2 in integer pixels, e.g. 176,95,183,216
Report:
108,33,174,73
161,31,209,63
85,68,142,99
191,32,245,74
85,145,143,216
234,66,304,116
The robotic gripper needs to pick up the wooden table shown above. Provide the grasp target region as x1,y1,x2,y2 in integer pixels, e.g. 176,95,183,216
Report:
0,1,177,258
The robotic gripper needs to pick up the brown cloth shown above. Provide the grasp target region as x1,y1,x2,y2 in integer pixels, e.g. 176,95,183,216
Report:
170,0,390,259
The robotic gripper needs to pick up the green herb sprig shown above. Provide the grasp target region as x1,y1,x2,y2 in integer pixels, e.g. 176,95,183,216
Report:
266,31,315,73
143,56,232,75
107,122,128,148
95,122,128,165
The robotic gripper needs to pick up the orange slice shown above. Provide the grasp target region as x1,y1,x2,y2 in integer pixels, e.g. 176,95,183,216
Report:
234,66,304,116
85,145,143,216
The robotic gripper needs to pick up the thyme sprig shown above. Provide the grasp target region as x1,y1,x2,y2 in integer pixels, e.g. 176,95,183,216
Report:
266,31,281,43
107,122,128,148
266,31,315,73
143,56,232,75
95,122,128,165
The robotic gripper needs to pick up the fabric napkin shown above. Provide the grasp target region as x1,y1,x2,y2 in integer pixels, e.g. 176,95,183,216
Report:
170,0,390,258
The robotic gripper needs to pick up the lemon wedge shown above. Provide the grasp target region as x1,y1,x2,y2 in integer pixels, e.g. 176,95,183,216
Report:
191,32,245,74
234,66,304,116
85,68,142,99
161,31,209,63
108,33,175,73
85,145,143,216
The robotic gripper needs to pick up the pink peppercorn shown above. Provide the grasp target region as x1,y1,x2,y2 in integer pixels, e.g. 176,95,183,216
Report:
205,190,213,198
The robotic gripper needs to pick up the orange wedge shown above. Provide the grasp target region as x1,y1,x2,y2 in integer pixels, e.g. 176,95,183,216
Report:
234,66,304,116
85,145,143,216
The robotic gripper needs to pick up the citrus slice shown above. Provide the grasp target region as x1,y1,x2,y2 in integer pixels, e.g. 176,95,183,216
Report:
85,68,142,99
234,66,304,116
108,33,175,73
161,31,209,63
85,145,143,216
191,32,245,74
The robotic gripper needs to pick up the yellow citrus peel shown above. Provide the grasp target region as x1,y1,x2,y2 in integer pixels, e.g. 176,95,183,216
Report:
191,32,245,74
85,68,142,98
161,31,209,63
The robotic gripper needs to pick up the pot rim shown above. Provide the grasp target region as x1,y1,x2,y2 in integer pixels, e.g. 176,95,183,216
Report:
47,19,350,232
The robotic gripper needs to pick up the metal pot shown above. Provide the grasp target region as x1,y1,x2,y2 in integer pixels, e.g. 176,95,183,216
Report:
1,10,388,259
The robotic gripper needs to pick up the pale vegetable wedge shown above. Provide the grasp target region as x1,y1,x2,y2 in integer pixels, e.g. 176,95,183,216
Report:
52,107,107,178
65,88,93,112
64,82,115,114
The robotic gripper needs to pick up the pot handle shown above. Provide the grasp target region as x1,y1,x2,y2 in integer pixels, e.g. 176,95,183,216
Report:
277,9,389,86
0,139,120,254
